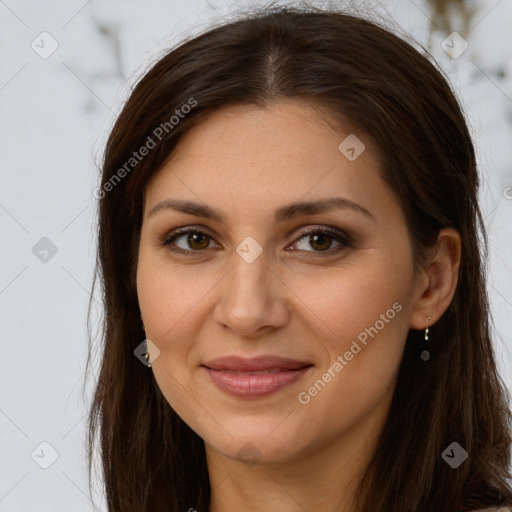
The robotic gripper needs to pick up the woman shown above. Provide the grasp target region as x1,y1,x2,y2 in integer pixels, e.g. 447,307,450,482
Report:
87,5,512,511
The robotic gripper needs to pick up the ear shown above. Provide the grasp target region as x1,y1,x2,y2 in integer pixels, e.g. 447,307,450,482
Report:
409,228,462,330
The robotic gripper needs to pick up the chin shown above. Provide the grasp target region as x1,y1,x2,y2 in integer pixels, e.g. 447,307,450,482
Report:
203,423,309,466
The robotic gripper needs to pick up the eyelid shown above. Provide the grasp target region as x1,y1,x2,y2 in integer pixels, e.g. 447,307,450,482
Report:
158,224,354,255
292,225,354,244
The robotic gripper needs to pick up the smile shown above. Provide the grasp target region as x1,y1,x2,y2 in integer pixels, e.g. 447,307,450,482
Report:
201,355,313,398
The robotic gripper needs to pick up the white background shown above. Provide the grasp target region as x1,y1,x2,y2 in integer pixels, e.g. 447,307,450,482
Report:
0,0,511,510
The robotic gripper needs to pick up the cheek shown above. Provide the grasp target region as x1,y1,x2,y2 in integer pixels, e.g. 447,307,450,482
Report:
289,252,411,340
136,248,220,366
290,263,411,438
288,252,413,402
136,254,210,423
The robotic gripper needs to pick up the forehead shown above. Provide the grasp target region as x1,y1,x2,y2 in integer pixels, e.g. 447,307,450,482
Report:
143,99,387,220
158,99,376,166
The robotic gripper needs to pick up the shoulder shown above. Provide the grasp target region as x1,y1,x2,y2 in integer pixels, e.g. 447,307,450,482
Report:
470,508,512,512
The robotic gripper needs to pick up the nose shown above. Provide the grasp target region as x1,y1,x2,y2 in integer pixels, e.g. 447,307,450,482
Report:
213,243,290,338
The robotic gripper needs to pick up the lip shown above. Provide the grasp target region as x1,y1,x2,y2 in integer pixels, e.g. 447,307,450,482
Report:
202,356,313,398
203,355,311,372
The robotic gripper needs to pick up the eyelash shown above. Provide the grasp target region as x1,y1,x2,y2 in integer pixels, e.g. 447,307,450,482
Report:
158,225,354,257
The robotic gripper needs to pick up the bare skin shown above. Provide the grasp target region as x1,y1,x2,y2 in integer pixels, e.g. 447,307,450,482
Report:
136,99,461,512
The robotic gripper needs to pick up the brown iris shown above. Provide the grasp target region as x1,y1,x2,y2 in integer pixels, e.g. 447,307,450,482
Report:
187,232,210,250
308,233,332,251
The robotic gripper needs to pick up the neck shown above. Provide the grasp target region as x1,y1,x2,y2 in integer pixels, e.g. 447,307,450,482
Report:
205,408,386,512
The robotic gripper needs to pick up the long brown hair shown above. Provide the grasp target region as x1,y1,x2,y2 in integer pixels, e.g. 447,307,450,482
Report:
86,5,512,511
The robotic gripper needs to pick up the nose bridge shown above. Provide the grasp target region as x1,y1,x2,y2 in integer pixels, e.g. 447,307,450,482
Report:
225,239,271,307
214,236,286,334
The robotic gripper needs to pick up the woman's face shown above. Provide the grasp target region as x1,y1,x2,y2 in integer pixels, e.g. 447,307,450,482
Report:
137,99,424,467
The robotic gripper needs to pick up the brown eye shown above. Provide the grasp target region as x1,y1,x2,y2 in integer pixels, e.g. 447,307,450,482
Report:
161,229,217,253
289,227,353,254
183,232,211,250
306,233,335,251
160,225,353,257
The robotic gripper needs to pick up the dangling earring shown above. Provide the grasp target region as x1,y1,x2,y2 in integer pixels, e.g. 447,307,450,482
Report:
139,314,152,368
420,315,432,362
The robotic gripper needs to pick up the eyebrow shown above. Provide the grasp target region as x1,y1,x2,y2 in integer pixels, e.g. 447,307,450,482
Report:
147,197,374,223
